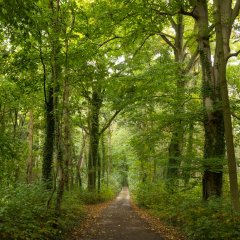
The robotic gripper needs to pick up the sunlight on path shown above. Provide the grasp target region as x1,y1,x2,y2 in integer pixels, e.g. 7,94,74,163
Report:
116,187,130,201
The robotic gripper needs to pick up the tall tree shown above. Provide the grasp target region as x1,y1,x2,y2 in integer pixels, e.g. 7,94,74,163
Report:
183,0,225,200
42,0,62,189
213,0,240,211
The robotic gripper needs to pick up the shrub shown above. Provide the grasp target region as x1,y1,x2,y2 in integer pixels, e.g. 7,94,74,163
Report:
0,183,57,239
134,181,240,240
79,185,116,204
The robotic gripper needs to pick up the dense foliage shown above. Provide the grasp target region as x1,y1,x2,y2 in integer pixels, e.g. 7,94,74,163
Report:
0,0,240,239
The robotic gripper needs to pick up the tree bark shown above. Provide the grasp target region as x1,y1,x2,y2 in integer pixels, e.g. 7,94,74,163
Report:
183,123,194,186
76,132,86,188
166,14,185,189
26,110,34,183
63,75,71,191
213,0,240,211
191,0,225,200
42,0,61,190
42,87,55,188
87,86,102,191
101,134,106,182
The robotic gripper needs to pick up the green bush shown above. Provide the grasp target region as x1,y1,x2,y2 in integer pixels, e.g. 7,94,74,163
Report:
56,189,85,237
79,185,116,204
134,182,170,210
0,183,86,240
134,182,240,240
0,183,57,239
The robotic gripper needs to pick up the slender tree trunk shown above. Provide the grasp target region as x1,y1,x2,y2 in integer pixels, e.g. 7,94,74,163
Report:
76,132,86,188
106,126,112,188
183,123,194,186
167,130,182,187
42,88,55,188
97,152,101,193
101,135,106,182
63,80,71,191
214,0,240,211
43,0,62,193
26,110,34,183
88,86,102,191
166,14,185,189
55,130,65,216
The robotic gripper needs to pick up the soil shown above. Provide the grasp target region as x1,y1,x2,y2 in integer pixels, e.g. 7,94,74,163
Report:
69,187,185,240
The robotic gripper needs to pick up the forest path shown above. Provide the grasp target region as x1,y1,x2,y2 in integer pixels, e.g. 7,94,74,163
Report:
78,187,165,240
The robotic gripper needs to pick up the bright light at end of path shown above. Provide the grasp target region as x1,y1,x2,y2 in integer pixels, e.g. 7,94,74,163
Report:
116,187,130,201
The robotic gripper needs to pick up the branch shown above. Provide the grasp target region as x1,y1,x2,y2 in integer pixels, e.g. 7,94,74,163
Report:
158,32,177,52
232,0,240,24
208,24,215,35
151,8,176,17
179,7,197,19
184,48,199,74
231,111,240,121
98,35,122,49
227,50,240,61
159,31,175,40
99,109,122,135
133,34,154,57
169,16,177,29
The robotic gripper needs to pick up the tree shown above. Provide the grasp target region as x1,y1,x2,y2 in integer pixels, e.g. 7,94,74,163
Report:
213,0,240,211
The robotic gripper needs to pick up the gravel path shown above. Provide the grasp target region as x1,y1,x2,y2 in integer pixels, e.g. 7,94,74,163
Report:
80,187,164,240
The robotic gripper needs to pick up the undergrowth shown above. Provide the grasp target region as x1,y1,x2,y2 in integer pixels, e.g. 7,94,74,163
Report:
79,185,116,204
0,183,116,239
134,182,240,240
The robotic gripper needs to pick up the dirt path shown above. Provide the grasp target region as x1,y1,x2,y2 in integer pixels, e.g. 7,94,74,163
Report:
78,187,165,240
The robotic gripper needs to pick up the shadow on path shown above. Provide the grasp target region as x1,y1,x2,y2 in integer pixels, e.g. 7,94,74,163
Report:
80,187,164,240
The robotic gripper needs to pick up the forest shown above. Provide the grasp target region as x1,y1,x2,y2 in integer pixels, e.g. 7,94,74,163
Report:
0,0,240,239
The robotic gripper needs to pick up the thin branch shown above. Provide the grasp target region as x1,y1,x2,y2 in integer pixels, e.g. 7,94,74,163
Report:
169,16,177,29
208,24,215,35
158,33,177,52
159,31,175,40
184,48,199,74
98,35,122,49
99,109,122,136
231,111,240,121
133,34,154,57
183,35,194,52
227,50,240,61
39,45,48,106
151,8,176,17
232,0,240,24
179,7,197,19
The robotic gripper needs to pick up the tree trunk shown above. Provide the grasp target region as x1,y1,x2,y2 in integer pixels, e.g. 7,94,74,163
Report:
43,0,62,191
97,152,101,193
63,80,71,191
166,14,185,190
167,130,182,188
213,0,240,211
192,0,224,200
55,123,66,216
26,110,34,183
88,86,102,191
106,126,112,188
42,88,55,188
183,123,194,186
101,135,106,182
76,132,86,188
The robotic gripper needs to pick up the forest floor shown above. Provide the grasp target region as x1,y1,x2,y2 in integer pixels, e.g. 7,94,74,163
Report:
68,187,185,240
